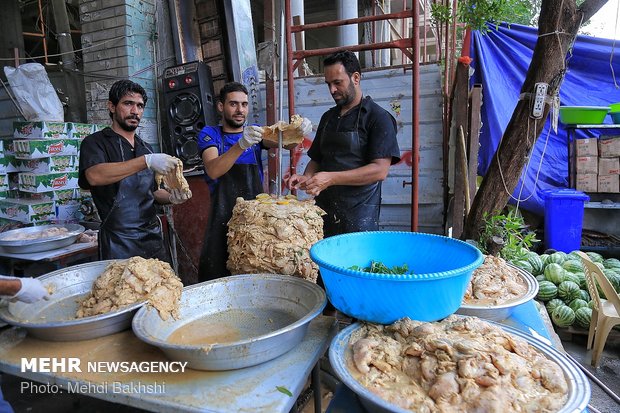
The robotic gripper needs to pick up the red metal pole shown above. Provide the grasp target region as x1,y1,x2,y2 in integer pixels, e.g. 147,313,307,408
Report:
411,0,419,231
285,0,297,180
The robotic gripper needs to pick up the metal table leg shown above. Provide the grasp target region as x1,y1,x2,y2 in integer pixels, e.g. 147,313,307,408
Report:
311,362,321,413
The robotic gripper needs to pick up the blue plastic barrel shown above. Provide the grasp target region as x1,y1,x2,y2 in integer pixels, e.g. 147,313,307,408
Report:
542,189,590,253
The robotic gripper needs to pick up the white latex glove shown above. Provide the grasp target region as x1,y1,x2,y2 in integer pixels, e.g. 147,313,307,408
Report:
300,117,312,135
14,278,49,303
169,188,191,205
145,153,177,175
239,125,263,149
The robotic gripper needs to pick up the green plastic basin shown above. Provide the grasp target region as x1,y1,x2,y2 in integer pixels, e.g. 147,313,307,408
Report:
559,106,610,125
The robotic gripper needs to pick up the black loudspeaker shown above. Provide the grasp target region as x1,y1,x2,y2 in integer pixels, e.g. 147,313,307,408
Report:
162,61,216,168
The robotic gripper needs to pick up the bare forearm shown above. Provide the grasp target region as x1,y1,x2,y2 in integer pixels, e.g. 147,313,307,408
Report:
327,161,390,186
153,189,172,204
202,145,245,180
0,279,21,296
85,156,147,186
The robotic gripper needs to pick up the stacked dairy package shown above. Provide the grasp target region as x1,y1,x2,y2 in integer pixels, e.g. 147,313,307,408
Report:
0,122,103,225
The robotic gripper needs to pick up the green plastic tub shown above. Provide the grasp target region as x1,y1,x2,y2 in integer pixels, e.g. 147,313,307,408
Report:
559,106,610,125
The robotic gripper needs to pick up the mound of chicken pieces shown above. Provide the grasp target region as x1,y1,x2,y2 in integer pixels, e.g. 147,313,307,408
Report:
227,194,325,282
76,257,183,321
348,315,568,413
463,255,528,305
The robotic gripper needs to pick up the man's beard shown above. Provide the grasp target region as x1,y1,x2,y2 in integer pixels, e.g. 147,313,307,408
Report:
116,115,140,132
223,114,245,129
333,82,356,107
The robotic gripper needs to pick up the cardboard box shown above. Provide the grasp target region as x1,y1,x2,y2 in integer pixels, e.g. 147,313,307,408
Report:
0,174,8,191
0,198,55,223
598,157,620,175
13,121,69,139
598,174,619,193
18,188,78,202
576,173,598,192
598,136,620,157
576,138,598,157
575,156,598,174
0,138,15,155
18,171,79,193
55,201,82,223
67,122,95,139
14,139,79,159
0,155,18,174
16,156,77,173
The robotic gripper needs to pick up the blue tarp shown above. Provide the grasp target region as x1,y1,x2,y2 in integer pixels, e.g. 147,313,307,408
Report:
470,22,620,215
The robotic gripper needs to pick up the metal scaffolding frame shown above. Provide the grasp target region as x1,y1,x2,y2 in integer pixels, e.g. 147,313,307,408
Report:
275,0,421,231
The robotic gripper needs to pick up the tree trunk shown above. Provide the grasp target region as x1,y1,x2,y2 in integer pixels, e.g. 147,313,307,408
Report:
462,0,609,241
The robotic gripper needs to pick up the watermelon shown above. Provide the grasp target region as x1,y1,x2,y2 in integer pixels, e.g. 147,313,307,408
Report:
563,272,581,285
588,300,596,309
562,260,583,273
574,272,587,290
568,298,589,312
552,305,575,327
539,253,550,266
546,298,565,314
535,274,546,282
586,251,604,263
603,258,620,271
558,280,581,302
574,307,593,329
537,281,558,301
603,270,620,293
547,252,567,265
544,263,566,285
595,262,605,271
513,260,534,274
578,289,591,302
568,250,583,261
527,253,544,276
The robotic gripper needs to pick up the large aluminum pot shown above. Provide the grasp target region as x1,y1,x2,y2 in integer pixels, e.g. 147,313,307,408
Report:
0,260,145,341
329,319,590,413
457,264,539,321
132,274,326,371
0,224,84,254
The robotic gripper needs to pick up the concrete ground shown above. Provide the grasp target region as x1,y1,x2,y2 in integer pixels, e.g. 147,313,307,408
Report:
1,324,619,413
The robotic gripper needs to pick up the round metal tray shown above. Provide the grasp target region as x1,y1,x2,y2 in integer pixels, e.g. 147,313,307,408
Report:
132,274,326,371
0,260,145,341
330,319,590,413
456,263,539,321
0,224,85,254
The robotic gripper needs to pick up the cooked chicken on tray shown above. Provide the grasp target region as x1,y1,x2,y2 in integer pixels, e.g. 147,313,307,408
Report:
348,315,568,412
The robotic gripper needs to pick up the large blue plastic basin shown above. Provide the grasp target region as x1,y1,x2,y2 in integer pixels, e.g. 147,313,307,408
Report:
310,231,484,324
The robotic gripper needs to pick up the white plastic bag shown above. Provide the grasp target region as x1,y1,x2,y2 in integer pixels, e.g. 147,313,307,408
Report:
3,63,64,121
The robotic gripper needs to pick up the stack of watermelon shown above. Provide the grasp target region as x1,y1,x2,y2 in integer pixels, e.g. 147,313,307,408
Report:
511,250,620,329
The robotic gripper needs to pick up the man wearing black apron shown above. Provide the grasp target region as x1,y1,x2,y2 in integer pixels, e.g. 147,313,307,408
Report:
197,82,311,282
288,51,400,237
78,80,191,262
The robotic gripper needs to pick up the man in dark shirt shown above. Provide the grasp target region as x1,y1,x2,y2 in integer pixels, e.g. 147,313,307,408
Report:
79,80,190,261
288,51,400,237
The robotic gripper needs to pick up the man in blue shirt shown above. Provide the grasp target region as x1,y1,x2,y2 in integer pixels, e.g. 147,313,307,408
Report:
197,82,310,281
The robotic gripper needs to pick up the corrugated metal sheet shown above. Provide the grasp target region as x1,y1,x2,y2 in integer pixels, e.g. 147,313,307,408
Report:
258,64,444,234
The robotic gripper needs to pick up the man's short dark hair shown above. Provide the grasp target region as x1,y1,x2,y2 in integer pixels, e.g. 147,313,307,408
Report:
323,51,361,77
219,82,248,103
108,80,148,119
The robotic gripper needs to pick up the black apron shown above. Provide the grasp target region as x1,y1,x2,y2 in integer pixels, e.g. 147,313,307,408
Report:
316,99,382,238
198,153,262,282
98,137,168,261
